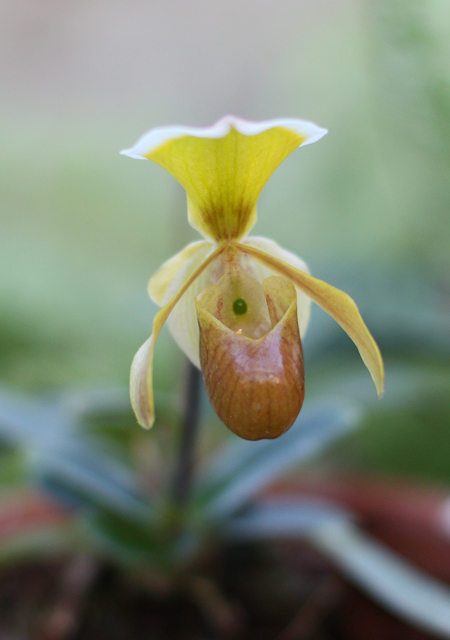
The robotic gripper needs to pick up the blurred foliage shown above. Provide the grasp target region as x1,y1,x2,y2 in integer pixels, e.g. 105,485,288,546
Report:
0,3,449,632
0,385,355,566
0,0,449,535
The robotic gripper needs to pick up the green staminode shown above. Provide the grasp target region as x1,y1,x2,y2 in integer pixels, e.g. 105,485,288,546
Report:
233,298,248,315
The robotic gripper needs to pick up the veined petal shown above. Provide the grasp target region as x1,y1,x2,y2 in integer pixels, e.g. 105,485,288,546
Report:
240,236,311,338
196,275,304,440
130,244,226,429
121,116,327,242
236,243,385,397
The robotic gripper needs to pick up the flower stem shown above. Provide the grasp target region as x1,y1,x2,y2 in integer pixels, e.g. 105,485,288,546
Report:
172,361,202,507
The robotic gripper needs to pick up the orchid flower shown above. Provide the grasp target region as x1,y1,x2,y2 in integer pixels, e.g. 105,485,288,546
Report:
121,116,384,440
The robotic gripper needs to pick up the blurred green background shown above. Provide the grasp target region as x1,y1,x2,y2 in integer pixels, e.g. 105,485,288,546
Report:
1,0,449,484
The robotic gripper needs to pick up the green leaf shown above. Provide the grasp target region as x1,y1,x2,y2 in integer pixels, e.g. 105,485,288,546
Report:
226,497,450,638
0,386,151,520
311,519,450,638
194,400,358,520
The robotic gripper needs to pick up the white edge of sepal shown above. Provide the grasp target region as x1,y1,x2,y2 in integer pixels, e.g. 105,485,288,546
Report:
120,115,327,159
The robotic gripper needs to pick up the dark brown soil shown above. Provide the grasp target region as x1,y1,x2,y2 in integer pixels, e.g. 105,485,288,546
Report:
0,541,439,640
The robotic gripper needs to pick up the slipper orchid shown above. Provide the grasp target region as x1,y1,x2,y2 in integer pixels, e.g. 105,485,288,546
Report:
121,116,384,440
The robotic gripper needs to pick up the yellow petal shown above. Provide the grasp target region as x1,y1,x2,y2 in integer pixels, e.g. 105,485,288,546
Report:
129,334,156,429
148,240,211,305
196,275,304,440
237,243,385,397
240,236,312,338
121,116,327,242
148,240,217,367
130,244,226,429
263,276,299,325
152,242,219,367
